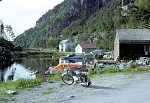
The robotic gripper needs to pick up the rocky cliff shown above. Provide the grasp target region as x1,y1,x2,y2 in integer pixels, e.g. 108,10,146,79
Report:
14,0,111,48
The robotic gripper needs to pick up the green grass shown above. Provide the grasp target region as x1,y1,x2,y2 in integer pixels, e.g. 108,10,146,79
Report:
42,88,53,94
87,62,150,76
0,74,62,95
59,83,65,87
0,98,9,102
10,97,15,101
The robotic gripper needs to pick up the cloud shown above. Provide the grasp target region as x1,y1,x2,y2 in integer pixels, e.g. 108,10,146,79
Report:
0,0,64,36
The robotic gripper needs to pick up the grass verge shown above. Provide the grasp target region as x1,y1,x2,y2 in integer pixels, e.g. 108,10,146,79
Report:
87,63,150,76
42,88,53,95
0,74,62,95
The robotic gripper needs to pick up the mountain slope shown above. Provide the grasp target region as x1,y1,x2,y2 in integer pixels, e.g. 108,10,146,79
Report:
14,0,150,51
13,0,111,48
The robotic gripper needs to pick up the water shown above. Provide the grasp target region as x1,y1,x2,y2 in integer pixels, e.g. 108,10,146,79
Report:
0,56,59,82
0,56,94,82
3,63,36,82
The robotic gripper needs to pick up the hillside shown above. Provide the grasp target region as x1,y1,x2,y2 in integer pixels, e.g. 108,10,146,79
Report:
14,0,150,51
0,38,14,50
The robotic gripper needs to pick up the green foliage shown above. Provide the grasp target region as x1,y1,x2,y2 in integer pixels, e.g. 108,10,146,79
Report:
102,67,120,74
15,78,42,89
65,46,73,52
0,98,9,102
46,37,57,48
122,63,150,73
0,38,14,49
135,0,150,11
10,97,15,101
0,74,62,95
87,69,99,77
50,74,62,81
42,88,53,94
14,0,150,51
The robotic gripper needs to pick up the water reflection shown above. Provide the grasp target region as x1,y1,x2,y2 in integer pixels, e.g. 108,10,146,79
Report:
0,56,94,82
0,57,59,82
18,57,59,74
1,64,36,82
4,63,36,82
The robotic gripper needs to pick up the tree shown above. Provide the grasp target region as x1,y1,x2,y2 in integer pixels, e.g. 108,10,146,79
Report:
135,0,150,12
65,46,72,52
6,25,15,41
46,37,56,48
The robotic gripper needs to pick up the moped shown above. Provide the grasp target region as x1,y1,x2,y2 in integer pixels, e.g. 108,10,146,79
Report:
62,68,91,87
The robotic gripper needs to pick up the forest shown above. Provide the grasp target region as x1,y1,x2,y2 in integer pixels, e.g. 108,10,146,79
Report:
13,0,150,51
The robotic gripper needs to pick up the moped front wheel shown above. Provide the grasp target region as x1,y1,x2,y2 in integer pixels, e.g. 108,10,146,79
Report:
62,74,74,85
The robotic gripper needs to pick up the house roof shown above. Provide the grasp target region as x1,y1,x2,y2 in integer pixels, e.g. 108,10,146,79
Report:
117,29,150,44
79,44,96,49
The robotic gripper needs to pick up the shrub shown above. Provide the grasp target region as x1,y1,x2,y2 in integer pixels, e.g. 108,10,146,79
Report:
50,74,62,81
87,68,99,76
102,66,120,74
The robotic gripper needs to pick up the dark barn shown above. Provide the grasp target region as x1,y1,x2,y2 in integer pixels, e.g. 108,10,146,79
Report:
114,29,150,61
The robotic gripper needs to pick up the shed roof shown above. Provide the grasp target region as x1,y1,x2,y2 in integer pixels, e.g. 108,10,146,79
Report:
79,44,96,49
117,29,150,44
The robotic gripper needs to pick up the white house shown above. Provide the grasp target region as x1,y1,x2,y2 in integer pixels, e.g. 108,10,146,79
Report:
59,39,74,52
75,44,97,54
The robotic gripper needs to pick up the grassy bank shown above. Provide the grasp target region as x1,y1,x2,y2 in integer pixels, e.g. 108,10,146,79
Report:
12,49,73,57
87,63,150,76
1,62,150,102
1,63,149,95
0,74,61,95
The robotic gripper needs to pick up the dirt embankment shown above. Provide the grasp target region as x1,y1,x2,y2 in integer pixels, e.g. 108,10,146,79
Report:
3,72,150,103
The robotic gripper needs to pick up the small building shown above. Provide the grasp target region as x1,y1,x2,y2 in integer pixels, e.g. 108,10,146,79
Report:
114,29,150,61
59,39,74,52
75,44,97,54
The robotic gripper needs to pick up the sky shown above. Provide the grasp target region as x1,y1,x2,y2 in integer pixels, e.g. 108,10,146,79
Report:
0,0,64,37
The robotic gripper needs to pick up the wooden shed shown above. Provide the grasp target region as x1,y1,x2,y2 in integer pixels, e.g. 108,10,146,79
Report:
114,29,150,61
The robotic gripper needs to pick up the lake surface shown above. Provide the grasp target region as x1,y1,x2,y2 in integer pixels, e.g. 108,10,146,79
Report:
0,56,94,82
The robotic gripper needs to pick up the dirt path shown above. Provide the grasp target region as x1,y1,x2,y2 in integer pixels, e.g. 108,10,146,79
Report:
5,72,150,103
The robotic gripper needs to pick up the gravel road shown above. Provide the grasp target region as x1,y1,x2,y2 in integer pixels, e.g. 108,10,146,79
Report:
7,72,150,103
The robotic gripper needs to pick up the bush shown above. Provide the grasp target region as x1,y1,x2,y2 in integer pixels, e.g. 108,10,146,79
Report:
50,74,62,81
122,63,139,73
102,66,120,74
87,68,99,76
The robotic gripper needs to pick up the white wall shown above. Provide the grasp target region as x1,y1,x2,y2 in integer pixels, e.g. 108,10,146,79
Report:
75,44,82,53
59,40,74,52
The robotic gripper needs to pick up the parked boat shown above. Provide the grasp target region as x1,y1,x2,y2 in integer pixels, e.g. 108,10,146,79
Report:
62,54,84,59
50,63,87,74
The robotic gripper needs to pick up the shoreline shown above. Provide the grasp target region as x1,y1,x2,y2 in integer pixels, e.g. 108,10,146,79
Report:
1,72,150,103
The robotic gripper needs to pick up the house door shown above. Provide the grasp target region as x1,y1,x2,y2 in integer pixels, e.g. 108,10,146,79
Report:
144,45,150,55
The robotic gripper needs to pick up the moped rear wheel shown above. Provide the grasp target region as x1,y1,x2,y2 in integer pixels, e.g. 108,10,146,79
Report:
62,74,74,85
80,75,91,87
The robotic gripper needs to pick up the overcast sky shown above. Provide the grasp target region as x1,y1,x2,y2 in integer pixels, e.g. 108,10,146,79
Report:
0,0,64,37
